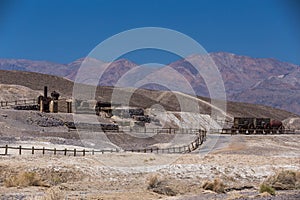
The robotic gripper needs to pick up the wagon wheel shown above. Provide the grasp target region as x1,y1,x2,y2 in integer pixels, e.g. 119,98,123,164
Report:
248,124,254,134
278,125,284,134
256,128,263,134
264,124,270,134
241,128,246,135
231,126,237,135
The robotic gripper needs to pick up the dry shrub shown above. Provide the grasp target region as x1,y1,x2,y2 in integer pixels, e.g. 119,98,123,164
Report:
264,170,300,190
258,191,272,198
147,174,177,196
38,168,85,186
202,178,226,193
259,184,276,195
226,192,245,200
148,174,160,189
4,171,43,187
42,186,66,200
28,186,68,200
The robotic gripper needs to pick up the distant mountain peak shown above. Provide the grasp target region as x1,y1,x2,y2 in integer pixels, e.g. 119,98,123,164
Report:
0,52,299,114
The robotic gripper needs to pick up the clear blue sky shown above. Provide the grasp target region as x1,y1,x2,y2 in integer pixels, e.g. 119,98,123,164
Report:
0,0,299,65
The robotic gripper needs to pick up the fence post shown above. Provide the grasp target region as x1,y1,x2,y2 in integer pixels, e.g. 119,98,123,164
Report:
32,146,34,154
92,149,94,155
19,145,22,155
54,148,56,155
42,147,45,155
64,148,67,156
5,101,7,106
74,149,76,156
15,100,17,105
5,145,8,155
1,101,3,107
83,149,85,156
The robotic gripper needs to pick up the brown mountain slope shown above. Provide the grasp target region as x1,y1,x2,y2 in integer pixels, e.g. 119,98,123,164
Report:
0,52,299,114
0,70,74,97
0,70,297,121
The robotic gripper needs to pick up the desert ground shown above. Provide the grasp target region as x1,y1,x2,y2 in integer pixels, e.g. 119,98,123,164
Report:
0,131,299,199
0,104,299,200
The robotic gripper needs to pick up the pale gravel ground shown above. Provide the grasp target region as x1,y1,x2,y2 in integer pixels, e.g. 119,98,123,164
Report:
0,134,299,199
0,109,299,199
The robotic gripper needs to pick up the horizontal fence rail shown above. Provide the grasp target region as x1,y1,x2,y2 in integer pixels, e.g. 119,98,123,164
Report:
125,130,206,154
68,125,206,135
210,128,297,135
0,131,207,156
0,98,37,108
0,145,119,156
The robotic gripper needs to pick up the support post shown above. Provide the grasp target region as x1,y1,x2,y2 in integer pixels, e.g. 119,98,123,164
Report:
5,145,8,155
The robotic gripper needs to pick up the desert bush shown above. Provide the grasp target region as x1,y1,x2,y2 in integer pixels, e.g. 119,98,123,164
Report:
147,175,177,196
202,178,226,193
31,186,68,200
226,192,245,200
148,174,160,189
259,184,276,195
264,170,300,190
4,171,43,187
42,186,66,200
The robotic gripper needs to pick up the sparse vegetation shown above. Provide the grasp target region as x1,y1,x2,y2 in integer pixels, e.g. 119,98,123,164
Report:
259,184,276,195
226,192,245,200
147,174,160,189
144,157,156,163
202,178,226,193
264,170,300,190
147,174,177,196
4,171,44,187
42,186,66,200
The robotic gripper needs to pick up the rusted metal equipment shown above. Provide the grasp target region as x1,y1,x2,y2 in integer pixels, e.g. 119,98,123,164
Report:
230,117,284,134
38,86,60,113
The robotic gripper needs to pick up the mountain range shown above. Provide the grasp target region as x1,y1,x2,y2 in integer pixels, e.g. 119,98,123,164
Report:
0,52,299,115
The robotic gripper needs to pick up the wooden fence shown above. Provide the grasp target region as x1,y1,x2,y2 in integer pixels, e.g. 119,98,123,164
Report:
0,145,118,156
210,128,297,135
69,125,206,135
0,98,37,108
125,130,206,153
0,130,206,156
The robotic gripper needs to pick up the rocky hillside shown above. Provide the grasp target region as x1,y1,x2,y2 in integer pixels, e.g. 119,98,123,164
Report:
0,52,299,114
0,70,297,121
